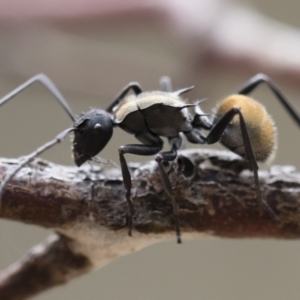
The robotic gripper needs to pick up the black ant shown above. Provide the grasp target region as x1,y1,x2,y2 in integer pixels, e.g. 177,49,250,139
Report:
0,74,209,243
0,73,298,244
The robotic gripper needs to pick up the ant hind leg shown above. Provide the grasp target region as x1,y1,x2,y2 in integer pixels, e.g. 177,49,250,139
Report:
205,107,280,222
236,73,300,127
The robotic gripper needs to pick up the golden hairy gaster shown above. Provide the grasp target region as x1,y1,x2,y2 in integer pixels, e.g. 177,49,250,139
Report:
214,94,277,162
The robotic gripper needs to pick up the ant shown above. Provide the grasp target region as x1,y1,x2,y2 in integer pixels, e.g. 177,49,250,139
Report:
0,74,209,244
0,73,299,243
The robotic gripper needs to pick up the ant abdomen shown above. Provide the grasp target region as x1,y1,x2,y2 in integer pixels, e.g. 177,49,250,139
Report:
213,94,277,163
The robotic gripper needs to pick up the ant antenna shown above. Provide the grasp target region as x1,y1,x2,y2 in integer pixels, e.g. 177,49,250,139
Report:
0,128,75,207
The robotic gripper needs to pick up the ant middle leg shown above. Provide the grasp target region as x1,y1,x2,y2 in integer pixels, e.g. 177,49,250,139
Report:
159,75,195,97
155,136,183,243
159,76,173,92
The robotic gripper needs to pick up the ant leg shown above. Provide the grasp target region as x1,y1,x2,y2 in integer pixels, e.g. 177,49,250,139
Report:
160,76,173,92
0,74,75,121
106,82,143,113
0,127,74,207
155,136,182,244
184,128,206,144
236,73,300,126
205,107,280,222
118,133,163,236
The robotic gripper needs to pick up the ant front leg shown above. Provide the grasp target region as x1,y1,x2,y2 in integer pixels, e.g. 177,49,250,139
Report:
155,136,182,243
206,107,280,223
236,73,300,126
0,74,75,121
118,135,163,236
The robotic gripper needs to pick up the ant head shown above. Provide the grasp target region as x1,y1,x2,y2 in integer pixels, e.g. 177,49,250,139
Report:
72,110,113,166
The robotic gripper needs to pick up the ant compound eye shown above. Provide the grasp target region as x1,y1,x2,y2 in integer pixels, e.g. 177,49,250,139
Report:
94,123,102,133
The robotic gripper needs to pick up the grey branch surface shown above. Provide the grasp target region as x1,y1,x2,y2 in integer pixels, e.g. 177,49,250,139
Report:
0,148,300,300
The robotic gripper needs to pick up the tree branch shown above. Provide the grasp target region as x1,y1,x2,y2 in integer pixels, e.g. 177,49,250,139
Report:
0,148,300,299
0,234,92,300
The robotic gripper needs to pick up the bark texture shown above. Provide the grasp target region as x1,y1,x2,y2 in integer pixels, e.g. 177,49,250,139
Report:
0,148,300,299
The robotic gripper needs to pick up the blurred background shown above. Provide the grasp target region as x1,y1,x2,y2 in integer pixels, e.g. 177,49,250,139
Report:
1,0,300,299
